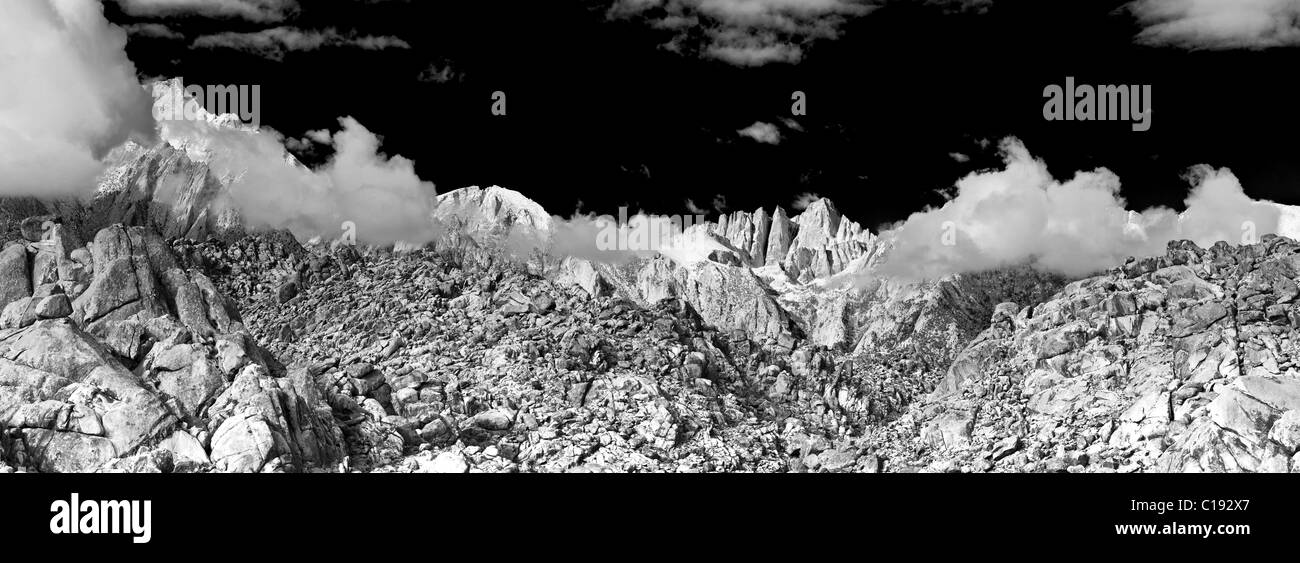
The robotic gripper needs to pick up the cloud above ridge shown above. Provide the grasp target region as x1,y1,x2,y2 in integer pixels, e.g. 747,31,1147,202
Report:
159,106,438,245
879,138,1287,280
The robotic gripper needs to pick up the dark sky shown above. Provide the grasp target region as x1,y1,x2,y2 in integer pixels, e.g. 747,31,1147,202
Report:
106,0,1300,230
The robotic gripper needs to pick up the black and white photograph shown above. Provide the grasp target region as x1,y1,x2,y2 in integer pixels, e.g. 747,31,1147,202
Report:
2,0,1297,549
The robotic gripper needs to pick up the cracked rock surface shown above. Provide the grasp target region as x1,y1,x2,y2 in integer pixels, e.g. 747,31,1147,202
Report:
4,185,1300,473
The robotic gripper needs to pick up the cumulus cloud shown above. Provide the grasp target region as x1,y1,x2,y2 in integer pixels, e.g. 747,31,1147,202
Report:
0,1,435,244
792,192,821,210
116,0,297,21
192,27,411,60
547,210,726,266
0,0,156,196
738,121,782,144
1131,0,1300,48
282,128,333,153
608,0,874,65
160,109,438,244
878,138,1285,281
547,213,650,263
302,129,331,144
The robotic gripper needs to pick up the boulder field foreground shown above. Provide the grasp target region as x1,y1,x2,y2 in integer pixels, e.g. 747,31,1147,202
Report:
3,190,1300,472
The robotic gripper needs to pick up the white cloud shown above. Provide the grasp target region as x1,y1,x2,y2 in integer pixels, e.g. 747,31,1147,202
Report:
1131,0,1300,48
192,27,411,60
609,1,996,64
282,127,330,154
546,212,651,263
738,121,782,144
304,129,331,144
547,211,725,265
0,1,435,243
878,138,1286,280
161,112,438,245
792,192,821,210
116,0,297,21
609,0,874,65
122,22,185,40
0,0,156,196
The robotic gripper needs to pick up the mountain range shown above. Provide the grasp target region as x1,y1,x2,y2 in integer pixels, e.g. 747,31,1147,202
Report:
1,79,1298,473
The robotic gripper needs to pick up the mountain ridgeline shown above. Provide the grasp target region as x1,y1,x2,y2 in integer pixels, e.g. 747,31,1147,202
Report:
1,82,1297,473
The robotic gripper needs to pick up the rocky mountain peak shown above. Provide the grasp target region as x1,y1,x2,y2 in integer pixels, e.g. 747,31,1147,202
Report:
150,77,254,135
433,186,553,237
73,78,269,243
791,197,840,235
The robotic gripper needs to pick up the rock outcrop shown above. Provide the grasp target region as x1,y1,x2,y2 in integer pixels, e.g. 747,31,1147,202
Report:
88,141,244,242
870,235,1300,473
0,224,343,473
704,199,887,281
8,179,1300,474
210,241,794,472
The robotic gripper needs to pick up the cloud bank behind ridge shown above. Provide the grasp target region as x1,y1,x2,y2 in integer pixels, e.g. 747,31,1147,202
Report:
879,138,1291,281
159,100,439,245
